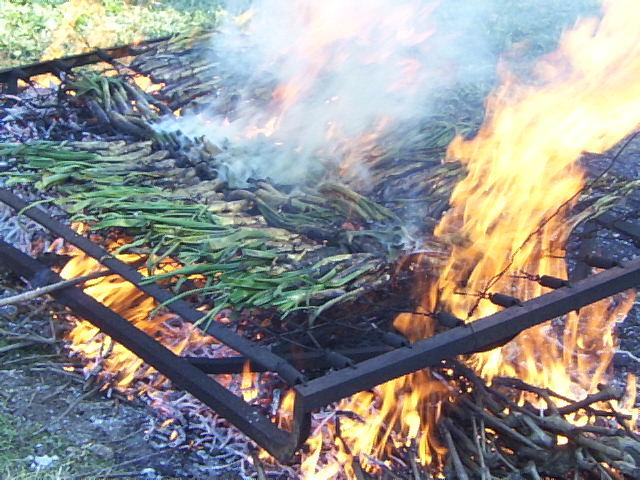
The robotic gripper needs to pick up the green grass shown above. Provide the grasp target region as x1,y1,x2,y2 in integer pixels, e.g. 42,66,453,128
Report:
0,407,116,480
0,0,601,72
0,0,222,69
0,381,121,480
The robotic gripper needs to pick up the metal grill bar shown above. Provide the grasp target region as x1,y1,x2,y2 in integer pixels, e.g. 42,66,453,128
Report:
0,37,171,93
185,346,393,374
2,188,639,460
0,189,305,385
295,258,640,410
0,239,310,461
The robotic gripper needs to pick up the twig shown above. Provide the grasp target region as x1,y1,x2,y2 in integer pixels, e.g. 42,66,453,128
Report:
2,354,65,366
0,341,35,354
407,442,423,480
0,270,108,307
440,422,470,480
250,448,268,480
40,380,73,402
70,450,168,480
471,416,489,480
460,398,542,451
466,129,640,317
523,461,543,480
0,329,56,345
556,386,623,416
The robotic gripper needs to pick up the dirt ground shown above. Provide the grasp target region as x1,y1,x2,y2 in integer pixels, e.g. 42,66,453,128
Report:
0,272,239,480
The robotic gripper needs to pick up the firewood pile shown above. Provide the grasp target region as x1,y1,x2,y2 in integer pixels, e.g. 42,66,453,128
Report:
1,30,640,479
437,362,640,479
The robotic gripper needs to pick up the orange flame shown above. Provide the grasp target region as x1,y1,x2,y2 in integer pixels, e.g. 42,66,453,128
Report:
299,0,640,476
132,74,165,94
435,0,640,395
241,360,259,402
59,243,214,392
232,0,438,177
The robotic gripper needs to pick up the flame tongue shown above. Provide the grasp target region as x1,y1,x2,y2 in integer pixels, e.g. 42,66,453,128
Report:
59,245,215,392
303,0,640,475
433,0,640,389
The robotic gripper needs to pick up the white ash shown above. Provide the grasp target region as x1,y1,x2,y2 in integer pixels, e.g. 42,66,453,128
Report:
0,198,43,254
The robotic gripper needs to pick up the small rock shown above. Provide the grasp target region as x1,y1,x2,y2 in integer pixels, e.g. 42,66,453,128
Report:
141,467,158,479
31,454,59,471
88,443,114,460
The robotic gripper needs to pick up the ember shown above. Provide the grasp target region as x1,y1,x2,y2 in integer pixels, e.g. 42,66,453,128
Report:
1,0,640,478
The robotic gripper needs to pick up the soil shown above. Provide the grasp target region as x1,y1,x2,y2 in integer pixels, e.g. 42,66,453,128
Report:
0,278,242,480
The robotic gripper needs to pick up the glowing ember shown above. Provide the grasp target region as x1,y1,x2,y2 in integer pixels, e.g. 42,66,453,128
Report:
132,74,165,94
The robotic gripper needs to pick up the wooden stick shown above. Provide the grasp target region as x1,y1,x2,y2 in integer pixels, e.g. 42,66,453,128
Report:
249,448,268,480
0,270,109,307
440,422,470,480
0,340,35,354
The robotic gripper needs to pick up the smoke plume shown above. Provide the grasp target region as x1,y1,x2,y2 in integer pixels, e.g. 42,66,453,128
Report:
164,0,597,187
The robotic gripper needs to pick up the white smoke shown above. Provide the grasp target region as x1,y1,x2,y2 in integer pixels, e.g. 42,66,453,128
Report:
163,0,597,187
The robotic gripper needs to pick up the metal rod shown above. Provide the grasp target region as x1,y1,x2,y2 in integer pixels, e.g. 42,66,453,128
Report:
295,257,640,410
0,239,310,461
0,36,172,86
186,345,392,374
0,189,304,385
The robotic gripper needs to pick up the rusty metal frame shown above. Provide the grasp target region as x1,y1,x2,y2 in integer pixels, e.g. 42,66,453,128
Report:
0,37,171,94
1,188,639,461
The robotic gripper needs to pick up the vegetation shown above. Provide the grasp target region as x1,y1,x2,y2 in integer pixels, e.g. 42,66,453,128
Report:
0,0,221,69
0,0,602,71
0,408,109,480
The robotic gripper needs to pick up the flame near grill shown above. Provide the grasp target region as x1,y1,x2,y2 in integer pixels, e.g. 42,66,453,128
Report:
44,0,640,478
59,237,216,393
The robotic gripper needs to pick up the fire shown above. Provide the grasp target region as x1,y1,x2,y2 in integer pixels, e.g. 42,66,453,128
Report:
132,74,165,94
300,0,640,476
435,0,640,392
201,0,442,184
59,241,214,392
18,74,62,89
44,0,640,476
241,360,259,402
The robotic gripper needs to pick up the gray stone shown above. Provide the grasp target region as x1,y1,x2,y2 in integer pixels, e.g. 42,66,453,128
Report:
88,443,115,460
